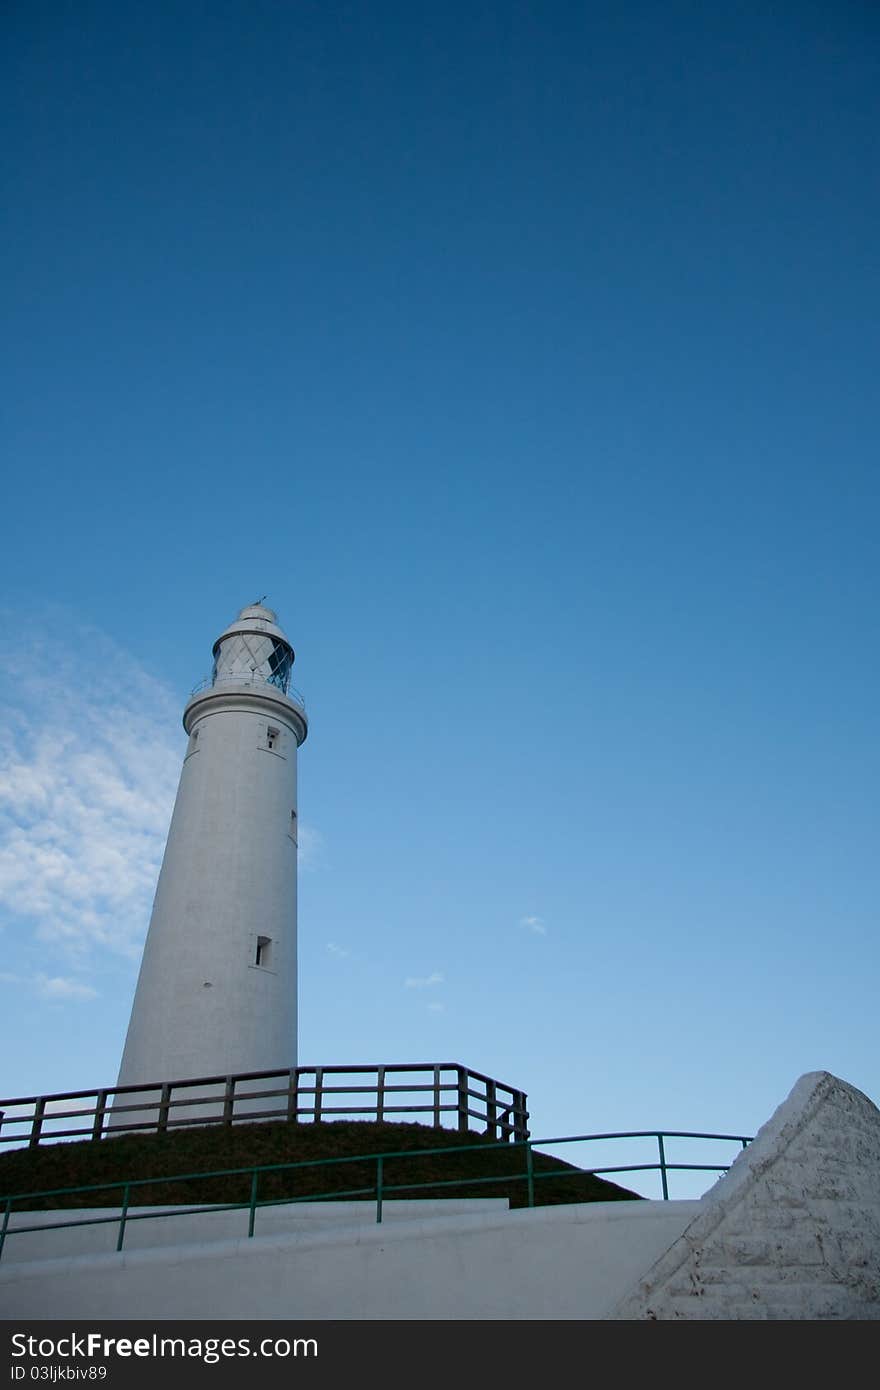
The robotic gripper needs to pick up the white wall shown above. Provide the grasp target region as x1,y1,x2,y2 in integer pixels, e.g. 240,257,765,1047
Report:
0,1199,509,1263
0,1199,697,1321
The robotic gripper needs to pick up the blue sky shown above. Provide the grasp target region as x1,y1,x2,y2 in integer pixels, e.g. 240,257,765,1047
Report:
2,2,878,1192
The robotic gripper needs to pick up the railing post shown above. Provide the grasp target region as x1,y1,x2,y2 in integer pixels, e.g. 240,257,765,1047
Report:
486,1080,497,1140
314,1068,324,1123
116,1184,130,1252
457,1068,468,1135
30,1097,46,1149
376,1067,385,1124
223,1077,235,1126
0,1197,11,1262
433,1067,441,1129
287,1068,299,1122
376,1156,384,1224
525,1143,535,1208
248,1171,259,1238
157,1084,172,1134
657,1134,669,1200
515,1092,529,1143
92,1090,108,1141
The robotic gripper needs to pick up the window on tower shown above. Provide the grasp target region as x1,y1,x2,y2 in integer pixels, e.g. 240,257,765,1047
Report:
266,639,292,693
266,726,280,751
255,936,272,969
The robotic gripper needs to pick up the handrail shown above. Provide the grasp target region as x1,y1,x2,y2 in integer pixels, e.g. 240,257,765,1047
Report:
0,1129,752,1261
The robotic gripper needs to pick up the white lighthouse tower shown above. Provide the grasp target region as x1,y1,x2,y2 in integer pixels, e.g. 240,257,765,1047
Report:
115,603,307,1109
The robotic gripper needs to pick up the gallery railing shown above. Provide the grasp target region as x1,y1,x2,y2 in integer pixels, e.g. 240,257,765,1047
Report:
0,1063,529,1149
189,673,306,707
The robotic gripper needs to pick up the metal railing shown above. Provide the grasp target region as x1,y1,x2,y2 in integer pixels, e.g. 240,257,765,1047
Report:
0,1064,529,1149
0,1129,753,1261
188,673,306,708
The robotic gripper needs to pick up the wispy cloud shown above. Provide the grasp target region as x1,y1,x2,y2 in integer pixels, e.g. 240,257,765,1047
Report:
404,972,444,989
0,614,182,961
519,914,548,936
298,823,325,871
0,969,97,1001
34,974,98,1001
326,941,350,959
427,1001,445,1014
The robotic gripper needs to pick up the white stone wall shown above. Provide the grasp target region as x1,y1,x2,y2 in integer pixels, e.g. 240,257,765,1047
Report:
611,1072,880,1320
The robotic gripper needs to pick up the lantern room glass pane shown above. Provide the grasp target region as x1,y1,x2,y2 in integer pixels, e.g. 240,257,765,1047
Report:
211,633,292,694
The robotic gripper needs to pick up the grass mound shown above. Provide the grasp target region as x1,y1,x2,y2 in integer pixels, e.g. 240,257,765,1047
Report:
0,1120,642,1211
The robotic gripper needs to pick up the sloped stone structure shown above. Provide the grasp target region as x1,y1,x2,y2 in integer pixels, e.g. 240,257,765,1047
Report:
612,1071,880,1319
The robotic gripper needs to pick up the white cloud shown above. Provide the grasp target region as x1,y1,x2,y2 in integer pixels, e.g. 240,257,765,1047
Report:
404,972,444,989
427,1001,445,1014
326,941,350,958
34,974,98,1001
520,914,547,936
0,969,97,1001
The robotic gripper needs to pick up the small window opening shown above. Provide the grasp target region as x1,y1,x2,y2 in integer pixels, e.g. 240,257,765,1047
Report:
255,935,272,968
266,725,280,751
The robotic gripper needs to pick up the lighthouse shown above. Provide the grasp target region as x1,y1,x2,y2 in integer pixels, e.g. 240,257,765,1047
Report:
115,603,307,1108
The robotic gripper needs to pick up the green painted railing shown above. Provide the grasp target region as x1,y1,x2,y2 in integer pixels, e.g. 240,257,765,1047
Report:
0,1129,752,1261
